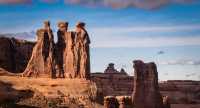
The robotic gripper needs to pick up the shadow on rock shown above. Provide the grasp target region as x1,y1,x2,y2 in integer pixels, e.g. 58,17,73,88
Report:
0,81,36,108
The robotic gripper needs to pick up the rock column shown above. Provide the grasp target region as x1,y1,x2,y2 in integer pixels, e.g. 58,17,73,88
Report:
56,22,68,78
132,60,164,108
75,22,91,79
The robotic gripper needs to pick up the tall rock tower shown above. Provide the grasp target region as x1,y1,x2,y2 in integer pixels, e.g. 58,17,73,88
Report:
132,60,164,108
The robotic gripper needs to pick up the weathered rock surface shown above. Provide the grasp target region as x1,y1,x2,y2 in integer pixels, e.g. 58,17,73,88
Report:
0,73,102,108
163,96,171,108
103,96,132,108
22,21,56,77
64,31,77,78
132,60,164,108
55,22,68,78
0,37,34,73
74,22,91,79
91,73,133,97
160,80,200,104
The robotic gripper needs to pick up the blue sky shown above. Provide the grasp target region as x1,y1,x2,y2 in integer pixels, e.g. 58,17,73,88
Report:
0,0,200,80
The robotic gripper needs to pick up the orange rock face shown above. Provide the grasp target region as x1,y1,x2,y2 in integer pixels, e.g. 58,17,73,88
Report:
64,31,77,78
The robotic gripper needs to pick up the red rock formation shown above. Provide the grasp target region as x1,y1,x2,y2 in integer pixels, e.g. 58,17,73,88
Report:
74,22,91,79
22,21,55,78
0,37,16,72
104,96,119,108
103,96,132,108
132,60,164,108
163,96,171,108
0,37,34,73
64,31,77,78
91,73,133,96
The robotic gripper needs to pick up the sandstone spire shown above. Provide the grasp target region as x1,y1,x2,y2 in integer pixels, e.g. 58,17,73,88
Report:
74,22,91,79
22,21,55,78
55,21,68,78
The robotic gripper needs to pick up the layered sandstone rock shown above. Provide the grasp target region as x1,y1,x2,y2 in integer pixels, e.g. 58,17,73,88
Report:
160,80,200,104
0,37,34,73
132,60,164,108
22,21,55,77
91,73,133,96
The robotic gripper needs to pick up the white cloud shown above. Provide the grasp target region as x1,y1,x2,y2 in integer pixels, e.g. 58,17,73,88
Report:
90,24,200,33
159,59,200,65
91,36,200,48
89,25,200,48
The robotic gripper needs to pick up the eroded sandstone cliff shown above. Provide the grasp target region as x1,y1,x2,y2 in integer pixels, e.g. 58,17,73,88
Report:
0,36,35,73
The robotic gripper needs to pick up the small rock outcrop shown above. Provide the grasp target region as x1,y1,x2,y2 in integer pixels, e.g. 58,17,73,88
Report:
132,60,164,108
104,63,118,73
103,96,132,108
104,96,119,108
22,21,56,77
120,68,128,75
163,96,171,108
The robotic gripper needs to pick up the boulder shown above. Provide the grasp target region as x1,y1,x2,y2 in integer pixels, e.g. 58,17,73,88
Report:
163,96,171,108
